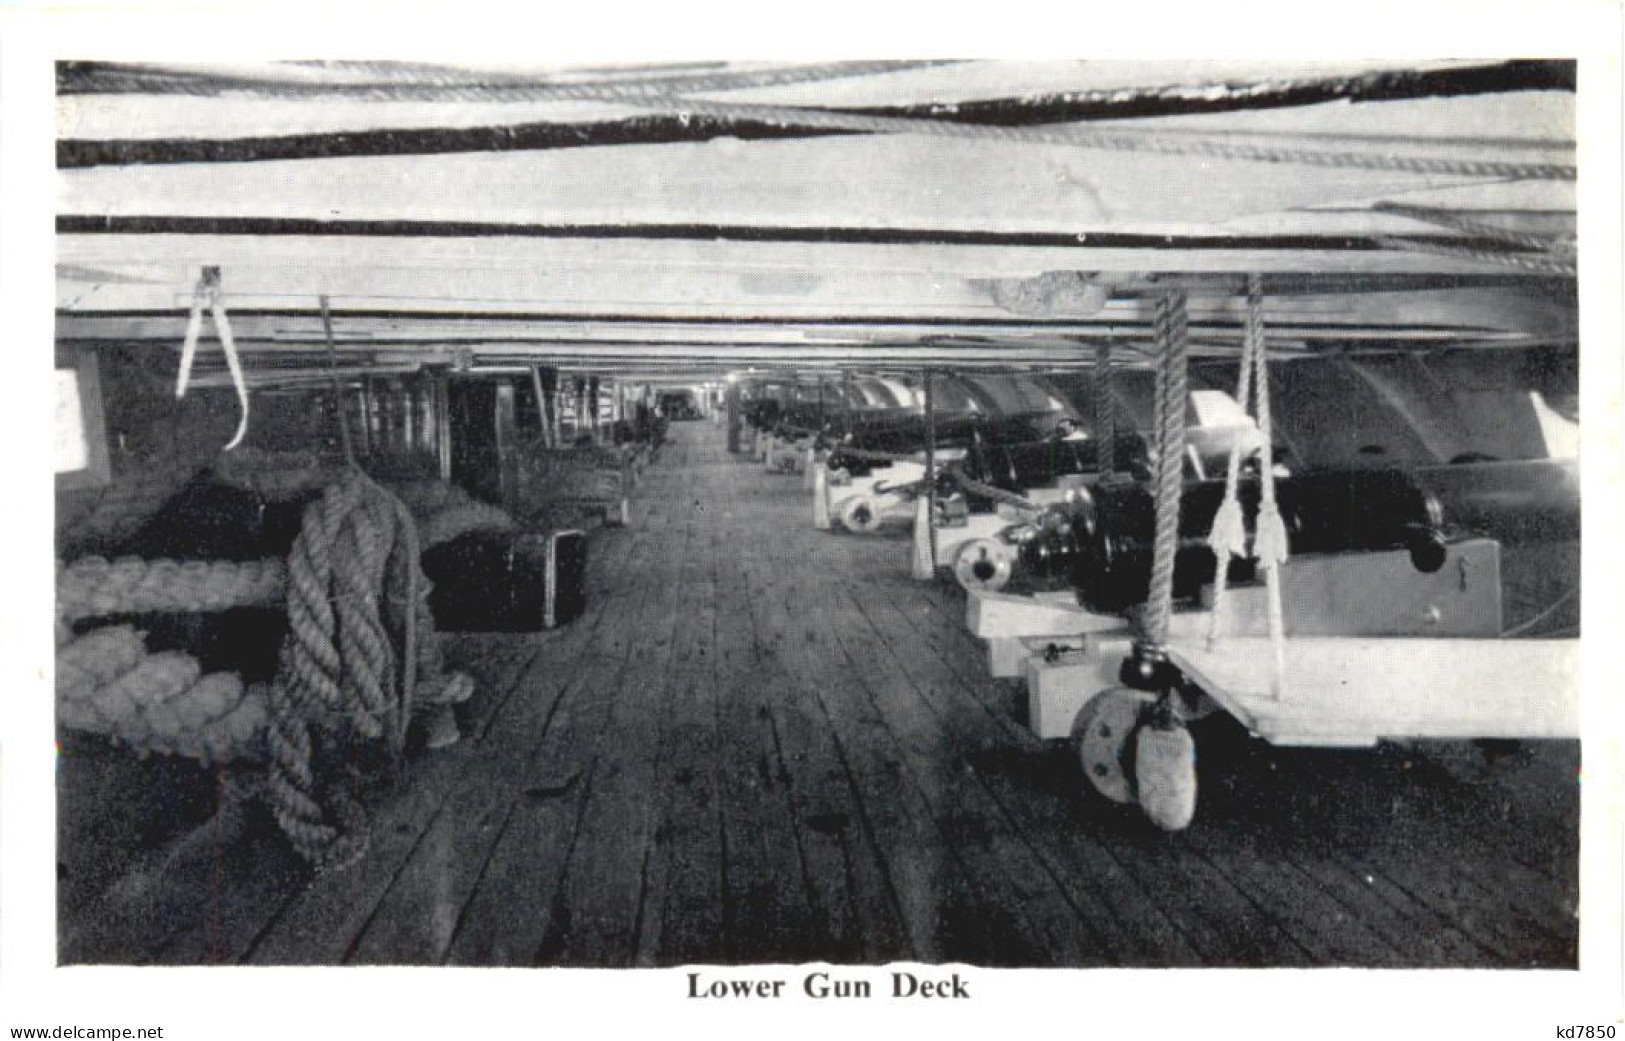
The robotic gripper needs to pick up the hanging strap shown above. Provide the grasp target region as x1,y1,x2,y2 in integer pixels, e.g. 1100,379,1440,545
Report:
1249,274,1290,697
1204,274,1291,696
1205,294,1261,647
174,266,251,451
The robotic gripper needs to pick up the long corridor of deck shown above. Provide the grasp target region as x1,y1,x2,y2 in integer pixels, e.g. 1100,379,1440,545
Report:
60,420,1580,968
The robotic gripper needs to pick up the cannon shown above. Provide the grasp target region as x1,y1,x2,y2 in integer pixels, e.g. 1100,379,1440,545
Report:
1010,459,1578,613
970,456,1580,831
816,412,1075,534
927,431,1153,588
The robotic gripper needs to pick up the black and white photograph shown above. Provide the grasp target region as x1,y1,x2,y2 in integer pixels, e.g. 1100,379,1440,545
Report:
3,7,1623,1039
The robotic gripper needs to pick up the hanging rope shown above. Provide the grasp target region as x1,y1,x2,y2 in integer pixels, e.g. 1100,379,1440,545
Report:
1140,290,1190,655
1249,275,1291,698
1094,341,1116,479
265,471,430,870
211,447,334,500
320,295,356,467
1204,274,1291,696
1205,323,1258,648
175,267,251,451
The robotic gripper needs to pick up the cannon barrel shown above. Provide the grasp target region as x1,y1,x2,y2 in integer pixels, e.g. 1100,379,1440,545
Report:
826,411,1069,475
954,432,1152,493
1017,459,1579,613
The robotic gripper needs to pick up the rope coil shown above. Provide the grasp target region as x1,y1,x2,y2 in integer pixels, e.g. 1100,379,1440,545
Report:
265,471,440,870
58,556,287,621
56,626,268,765
58,464,208,556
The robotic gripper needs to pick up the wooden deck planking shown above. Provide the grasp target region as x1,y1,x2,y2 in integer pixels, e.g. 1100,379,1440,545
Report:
843,579,1307,966
840,520,1576,965
1192,735,1576,965
714,508,913,963
701,509,836,964
836,564,1337,966
767,454,1573,967
439,462,683,965
57,423,1581,968
519,460,696,966
809,516,1305,964
62,784,304,965
743,556,1041,965
813,573,1119,965
632,495,726,965
244,456,652,966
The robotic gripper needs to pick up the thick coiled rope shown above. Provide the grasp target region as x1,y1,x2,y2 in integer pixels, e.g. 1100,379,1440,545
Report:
211,447,336,500
418,501,517,548
57,464,206,557
384,477,470,518
56,625,268,765
266,471,429,870
1141,290,1190,654
58,556,286,620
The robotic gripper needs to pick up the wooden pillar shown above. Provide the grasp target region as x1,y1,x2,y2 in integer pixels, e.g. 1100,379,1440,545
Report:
418,375,434,455
378,378,392,452
379,378,395,453
548,369,562,448
530,363,552,449
495,379,519,512
399,378,415,453
726,381,742,453
435,370,452,481
917,368,938,579
588,376,602,443
356,377,374,456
